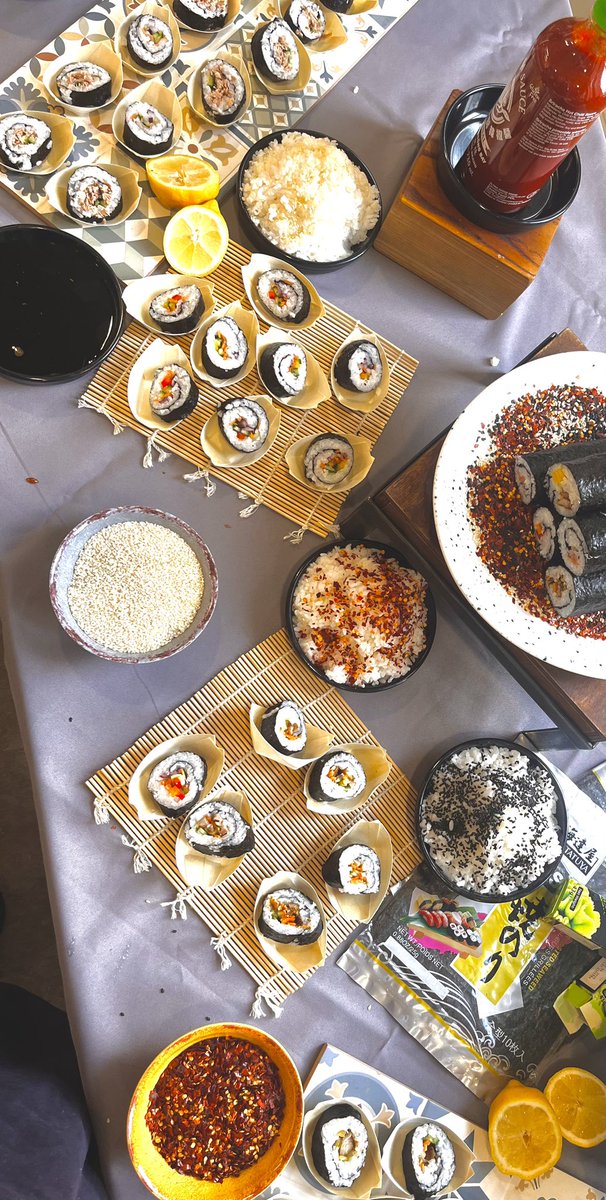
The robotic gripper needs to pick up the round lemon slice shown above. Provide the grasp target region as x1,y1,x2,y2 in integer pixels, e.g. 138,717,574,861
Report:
544,1067,606,1148
147,155,220,209
163,203,229,276
488,1079,562,1180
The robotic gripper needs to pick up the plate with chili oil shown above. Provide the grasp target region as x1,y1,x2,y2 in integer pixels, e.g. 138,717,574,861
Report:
127,1022,303,1200
433,351,606,678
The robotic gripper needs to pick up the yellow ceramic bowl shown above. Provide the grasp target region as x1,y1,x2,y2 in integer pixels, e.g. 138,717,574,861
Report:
127,1022,304,1200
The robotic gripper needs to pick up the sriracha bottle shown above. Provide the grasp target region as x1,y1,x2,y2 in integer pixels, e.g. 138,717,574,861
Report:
457,0,606,213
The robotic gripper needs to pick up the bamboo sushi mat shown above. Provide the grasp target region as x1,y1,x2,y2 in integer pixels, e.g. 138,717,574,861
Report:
85,628,421,1014
0,0,419,281
79,238,418,537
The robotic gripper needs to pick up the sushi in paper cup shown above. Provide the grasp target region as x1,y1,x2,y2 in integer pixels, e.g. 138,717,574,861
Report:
122,272,214,336
277,0,347,54
303,1100,382,1199
201,394,280,468
382,1118,475,1199
286,432,374,493
42,41,123,115
127,338,195,432
331,326,390,414
322,819,392,923
249,701,333,769
175,788,253,889
256,330,330,410
168,0,241,42
254,871,326,974
0,110,75,177
305,742,390,814
250,22,312,95
190,300,259,389
128,733,225,821
187,48,252,128
241,254,325,332
115,1,182,77
45,161,142,227
112,78,182,158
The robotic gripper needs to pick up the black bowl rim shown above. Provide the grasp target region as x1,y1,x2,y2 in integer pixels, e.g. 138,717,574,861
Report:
284,537,437,693
415,735,568,904
237,128,383,273
0,221,125,384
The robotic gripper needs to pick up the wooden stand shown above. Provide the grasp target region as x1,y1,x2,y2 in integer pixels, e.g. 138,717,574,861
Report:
375,91,565,319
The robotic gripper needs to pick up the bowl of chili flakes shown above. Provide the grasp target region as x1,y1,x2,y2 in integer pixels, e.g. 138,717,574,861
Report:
127,1023,303,1200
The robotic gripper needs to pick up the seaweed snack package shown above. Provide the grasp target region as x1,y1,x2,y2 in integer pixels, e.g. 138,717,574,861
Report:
338,862,598,1102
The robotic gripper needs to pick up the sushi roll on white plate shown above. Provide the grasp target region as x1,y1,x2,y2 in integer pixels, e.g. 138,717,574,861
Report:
201,314,249,380
256,268,311,325
258,887,323,945
311,1104,369,1188
285,0,326,43
260,699,307,754
127,14,174,70
0,114,52,171
66,165,123,223
55,61,112,107
184,797,254,858
260,342,307,399
149,362,198,423
148,284,204,334
304,434,354,487
334,340,383,393
147,750,207,818
173,0,228,30
251,19,299,83
322,844,380,895
308,751,366,803
200,58,247,124
402,1122,455,1199
123,100,174,156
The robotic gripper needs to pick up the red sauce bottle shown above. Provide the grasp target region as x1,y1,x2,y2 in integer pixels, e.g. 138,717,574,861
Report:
457,0,606,214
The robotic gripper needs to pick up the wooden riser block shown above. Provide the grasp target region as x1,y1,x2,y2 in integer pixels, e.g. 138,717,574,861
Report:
375,90,564,319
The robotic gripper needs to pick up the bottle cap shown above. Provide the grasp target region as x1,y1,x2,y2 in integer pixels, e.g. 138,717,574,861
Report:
593,0,606,32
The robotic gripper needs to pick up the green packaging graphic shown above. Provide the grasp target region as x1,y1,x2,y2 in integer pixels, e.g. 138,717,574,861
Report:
546,878,606,952
553,958,606,1035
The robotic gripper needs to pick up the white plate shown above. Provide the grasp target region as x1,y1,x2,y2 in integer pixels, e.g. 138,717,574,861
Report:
433,351,606,678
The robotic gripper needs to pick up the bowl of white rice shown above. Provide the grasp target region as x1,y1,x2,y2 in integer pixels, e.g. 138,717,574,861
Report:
50,506,218,663
237,130,382,272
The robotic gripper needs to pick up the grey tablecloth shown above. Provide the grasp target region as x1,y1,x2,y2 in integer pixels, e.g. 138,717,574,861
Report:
1,0,606,1194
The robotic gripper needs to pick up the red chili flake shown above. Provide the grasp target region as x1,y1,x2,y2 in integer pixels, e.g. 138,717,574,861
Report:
25,477,39,485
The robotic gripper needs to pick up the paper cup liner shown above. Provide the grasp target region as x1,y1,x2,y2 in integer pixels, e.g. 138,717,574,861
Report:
254,871,326,974
322,818,393,923
249,702,333,769
175,788,253,889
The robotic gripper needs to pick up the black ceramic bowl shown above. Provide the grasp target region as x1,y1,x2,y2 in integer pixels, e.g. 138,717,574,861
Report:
437,85,581,235
0,223,124,384
237,130,383,273
285,538,436,692
416,736,568,903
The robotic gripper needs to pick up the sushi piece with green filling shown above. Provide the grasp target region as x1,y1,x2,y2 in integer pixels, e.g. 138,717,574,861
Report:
200,58,246,124
311,1104,369,1188
402,1122,455,1199
173,0,228,31
308,751,366,803
216,397,269,454
259,887,323,944
251,19,300,83
123,100,173,156
0,114,52,171
148,284,204,334
256,268,311,324
334,340,383,393
55,61,112,108
322,844,380,894
127,14,174,70
149,363,198,423
260,342,307,399
201,315,248,380
185,798,254,858
304,435,354,487
66,166,123,224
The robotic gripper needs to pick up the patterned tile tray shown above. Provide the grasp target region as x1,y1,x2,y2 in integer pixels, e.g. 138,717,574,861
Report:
0,0,419,281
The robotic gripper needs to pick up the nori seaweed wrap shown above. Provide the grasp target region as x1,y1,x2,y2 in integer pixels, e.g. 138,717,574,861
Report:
258,887,323,944
402,1121,455,1199
260,700,307,754
322,844,380,894
558,511,606,576
514,438,606,506
546,563,606,618
547,452,606,517
185,798,254,857
251,19,299,83
311,1103,368,1187
321,0,352,10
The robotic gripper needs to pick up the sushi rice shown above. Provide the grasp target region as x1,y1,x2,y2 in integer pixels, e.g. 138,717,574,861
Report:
0,114,52,171
55,61,112,107
185,798,254,857
217,397,269,453
148,751,207,816
252,19,299,82
201,58,246,124
66,165,122,224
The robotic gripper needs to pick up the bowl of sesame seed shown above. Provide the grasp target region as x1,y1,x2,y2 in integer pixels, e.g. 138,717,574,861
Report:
49,506,218,663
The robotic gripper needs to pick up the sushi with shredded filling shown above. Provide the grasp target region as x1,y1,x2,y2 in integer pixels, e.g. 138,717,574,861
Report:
147,751,207,817
149,362,198,422
322,844,380,894
256,268,311,325
148,284,204,334
285,0,326,43
546,453,606,518
304,434,354,487
0,114,52,171
217,397,269,453
334,340,383,393
558,512,606,577
173,0,228,31
402,1122,455,1200
260,699,307,755
545,563,606,618
55,61,112,108
200,58,246,124
127,14,174,70
185,798,254,857
260,342,307,398
66,166,123,223
308,751,366,803
311,1104,368,1188
123,100,174,156
532,506,560,563
201,315,248,380
259,886,323,944
251,19,300,83
513,438,606,506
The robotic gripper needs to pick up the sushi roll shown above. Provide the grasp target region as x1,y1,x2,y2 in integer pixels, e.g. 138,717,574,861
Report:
256,268,311,325
304,435,354,487
322,844,380,895
201,315,249,380
0,114,52,171
148,284,204,334
55,61,112,108
251,19,300,84
285,0,326,43
402,1122,456,1200
546,453,606,517
66,166,123,224
127,14,174,71
532,506,560,563
334,340,383,393
546,563,606,618
173,0,228,31
217,397,269,453
149,363,198,423
258,887,323,944
558,512,606,577
260,343,307,399
185,798,254,858
513,438,606,506
147,751,207,818
260,699,307,755
311,1104,369,1188
308,751,366,803
200,58,246,124
321,0,352,10
123,100,174,157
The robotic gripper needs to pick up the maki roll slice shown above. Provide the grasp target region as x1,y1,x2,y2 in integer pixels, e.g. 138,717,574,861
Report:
0,114,52,171
402,1122,455,1200
66,166,123,224
322,0,353,10
123,101,174,157
311,1104,368,1188
251,19,300,84
532,506,560,563
334,340,383,393
304,435,354,487
256,269,311,325
147,751,207,818
558,512,606,576
173,0,228,31
200,58,247,124
546,563,606,617
308,751,366,803
546,453,606,517
513,438,606,506
217,398,269,454
148,284,204,334
285,0,326,44
260,699,307,755
259,887,323,944
202,315,249,380
127,14,174,71
149,363,198,423
55,61,112,108
260,343,307,399
322,844,380,895
185,798,254,858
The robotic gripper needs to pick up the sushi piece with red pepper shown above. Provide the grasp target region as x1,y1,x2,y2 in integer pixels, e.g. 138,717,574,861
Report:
148,284,204,334
148,751,207,817
256,268,311,325
149,362,198,423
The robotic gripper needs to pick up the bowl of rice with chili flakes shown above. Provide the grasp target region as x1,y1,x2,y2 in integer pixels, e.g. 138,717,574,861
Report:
127,1022,303,1200
287,540,435,691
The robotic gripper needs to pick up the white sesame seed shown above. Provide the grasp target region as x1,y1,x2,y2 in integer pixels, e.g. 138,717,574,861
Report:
489,355,500,367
